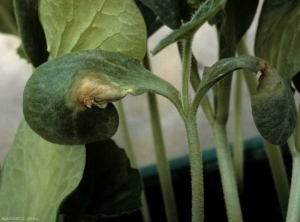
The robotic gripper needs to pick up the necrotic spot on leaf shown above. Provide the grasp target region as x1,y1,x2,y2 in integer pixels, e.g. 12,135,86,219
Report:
66,71,127,110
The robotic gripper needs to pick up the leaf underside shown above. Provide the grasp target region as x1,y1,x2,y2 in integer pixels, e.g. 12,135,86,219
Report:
0,119,86,221
39,0,147,61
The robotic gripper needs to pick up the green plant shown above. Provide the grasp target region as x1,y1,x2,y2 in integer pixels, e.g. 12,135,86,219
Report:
1,0,300,222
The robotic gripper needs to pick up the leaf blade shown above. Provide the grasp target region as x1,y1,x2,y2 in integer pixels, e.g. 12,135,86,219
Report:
152,0,226,55
139,0,181,30
192,55,297,145
39,0,147,61
255,0,299,81
60,139,143,220
0,119,85,221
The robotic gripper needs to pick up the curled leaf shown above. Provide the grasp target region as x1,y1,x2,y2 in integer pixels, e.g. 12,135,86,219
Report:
251,63,297,145
23,50,181,145
191,55,297,145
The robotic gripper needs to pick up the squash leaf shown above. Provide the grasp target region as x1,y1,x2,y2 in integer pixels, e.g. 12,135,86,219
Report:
14,0,49,67
38,0,147,61
255,0,300,82
138,0,181,30
0,119,85,221
152,0,226,55
134,0,157,31
59,139,143,220
210,0,258,124
251,67,297,145
0,0,18,35
192,55,297,145
215,0,259,59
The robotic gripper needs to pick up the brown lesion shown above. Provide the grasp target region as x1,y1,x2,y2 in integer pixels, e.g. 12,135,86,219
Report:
66,71,127,112
83,96,94,108
255,57,272,76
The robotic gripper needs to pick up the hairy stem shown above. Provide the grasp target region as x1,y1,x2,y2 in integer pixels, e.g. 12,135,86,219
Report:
147,93,179,222
185,115,204,222
181,38,193,113
213,123,243,222
179,36,204,221
233,73,244,192
263,140,289,219
143,51,178,222
177,41,215,125
286,136,300,222
115,101,152,222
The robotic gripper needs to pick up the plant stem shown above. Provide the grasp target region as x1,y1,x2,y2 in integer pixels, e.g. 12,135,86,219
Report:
143,51,178,222
115,101,152,222
115,101,136,165
286,136,300,222
233,73,244,192
213,123,243,222
179,36,204,222
236,37,257,97
190,56,215,125
181,38,193,113
147,92,179,222
263,140,289,219
185,114,204,222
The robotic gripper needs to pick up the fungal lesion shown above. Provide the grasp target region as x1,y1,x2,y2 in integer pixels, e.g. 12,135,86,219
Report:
66,71,127,111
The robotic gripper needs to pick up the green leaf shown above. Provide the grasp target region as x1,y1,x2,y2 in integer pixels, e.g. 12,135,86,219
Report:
14,0,49,67
59,139,143,220
251,66,297,145
134,0,157,31
0,0,18,35
139,0,181,30
217,0,259,59
192,55,297,145
211,0,258,124
23,49,182,145
0,119,85,221
38,0,147,61
255,0,300,81
152,0,226,55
